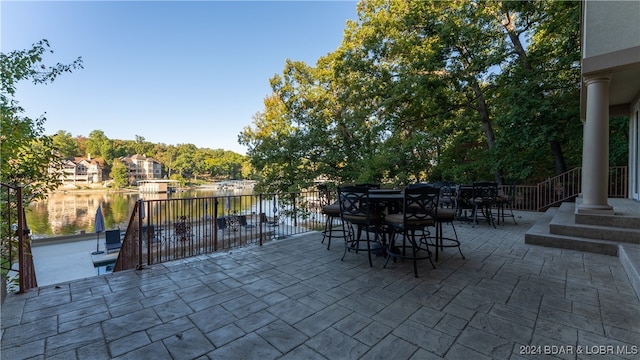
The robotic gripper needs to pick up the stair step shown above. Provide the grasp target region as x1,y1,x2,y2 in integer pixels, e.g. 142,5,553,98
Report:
574,198,640,229
525,218,619,256
549,203,640,244
576,213,640,229
524,202,640,301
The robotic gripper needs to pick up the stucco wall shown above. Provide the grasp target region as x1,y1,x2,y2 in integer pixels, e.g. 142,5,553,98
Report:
583,1,640,58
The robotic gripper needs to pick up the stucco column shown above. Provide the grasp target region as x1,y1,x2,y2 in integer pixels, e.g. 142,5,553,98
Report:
578,75,613,214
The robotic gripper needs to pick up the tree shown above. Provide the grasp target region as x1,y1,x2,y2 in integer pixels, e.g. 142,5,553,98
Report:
1,39,82,202
268,0,583,186
134,135,154,156
109,159,128,189
240,91,317,194
173,143,198,179
1,39,82,285
154,144,177,178
86,130,109,158
52,130,80,157
492,0,582,181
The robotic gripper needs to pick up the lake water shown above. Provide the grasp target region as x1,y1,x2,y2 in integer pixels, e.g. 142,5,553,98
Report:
26,188,253,238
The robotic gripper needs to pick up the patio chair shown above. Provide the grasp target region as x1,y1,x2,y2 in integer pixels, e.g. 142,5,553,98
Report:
433,181,457,209
104,229,122,253
238,215,249,227
317,184,349,250
338,185,385,267
142,225,160,243
455,185,478,224
422,184,465,262
259,213,279,227
472,181,498,228
355,183,381,190
384,184,437,277
495,183,518,225
217,217,227,230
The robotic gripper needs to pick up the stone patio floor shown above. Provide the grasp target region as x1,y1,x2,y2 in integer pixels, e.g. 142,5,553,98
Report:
2,211,639,359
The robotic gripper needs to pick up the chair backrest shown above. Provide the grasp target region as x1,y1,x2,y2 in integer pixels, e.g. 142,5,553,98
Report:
456,185,474,209
142,225,156,239
174,216,191,240
105,229,121,245
317,184,332,206
238,215,247,226
472,181,498,200
337,185,371,224
259,213,269,223
217,217,227,230
499,182,516,200
402,185,439,229
439,183,457,206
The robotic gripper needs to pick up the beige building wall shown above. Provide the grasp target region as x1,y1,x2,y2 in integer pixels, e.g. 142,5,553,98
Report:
583,1,639,58
580,0,640,210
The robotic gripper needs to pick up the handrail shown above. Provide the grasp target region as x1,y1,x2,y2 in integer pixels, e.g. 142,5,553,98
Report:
114,190,326,272
502,166,628,212
1,183,37,297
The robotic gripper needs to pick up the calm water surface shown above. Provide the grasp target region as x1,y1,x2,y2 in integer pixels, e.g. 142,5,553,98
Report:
27,189,252,238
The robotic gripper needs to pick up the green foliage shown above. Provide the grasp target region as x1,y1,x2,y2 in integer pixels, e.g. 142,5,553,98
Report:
240,0,595,189
52,130,80,157
1,39,83,202
1,39,82,281
169,173,186,187
610,116,629,167
86,130,109,158
109,159,129,189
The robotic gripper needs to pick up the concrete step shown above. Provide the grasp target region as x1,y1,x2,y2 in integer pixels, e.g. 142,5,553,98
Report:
575,199,640,230
550,203,640,244
576,213,640,229
525,208,619,256
525,202,640,301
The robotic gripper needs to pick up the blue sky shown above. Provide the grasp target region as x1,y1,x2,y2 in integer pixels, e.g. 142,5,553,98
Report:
2,1,358,154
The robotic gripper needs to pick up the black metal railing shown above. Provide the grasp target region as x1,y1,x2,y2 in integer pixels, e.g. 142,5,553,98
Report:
114,190,327,272
1,183,37,297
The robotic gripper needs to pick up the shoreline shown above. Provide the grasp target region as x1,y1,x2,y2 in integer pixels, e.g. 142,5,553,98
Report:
50,187,138,195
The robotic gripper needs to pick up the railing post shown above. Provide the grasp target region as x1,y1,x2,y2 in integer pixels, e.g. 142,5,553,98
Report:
137,200,143,270
16,186,25,294
292,193,297,228
259,194,263,246
213,197,218,251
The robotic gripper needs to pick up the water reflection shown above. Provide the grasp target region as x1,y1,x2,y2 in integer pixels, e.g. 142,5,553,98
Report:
27,189,252,238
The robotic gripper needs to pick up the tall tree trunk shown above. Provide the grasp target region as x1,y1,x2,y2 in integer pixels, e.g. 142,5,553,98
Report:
470,81,504,184
550,139,567,174
500,6,568,177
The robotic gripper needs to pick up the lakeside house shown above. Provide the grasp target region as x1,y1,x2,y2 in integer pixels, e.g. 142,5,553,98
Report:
118,154,163,182
54,154,105,187
51,153,164,188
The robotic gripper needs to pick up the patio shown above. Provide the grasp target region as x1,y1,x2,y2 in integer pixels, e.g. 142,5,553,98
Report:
2,211,639,359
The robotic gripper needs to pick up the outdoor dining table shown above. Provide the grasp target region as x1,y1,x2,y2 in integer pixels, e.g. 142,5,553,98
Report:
367,189,403,214
363,189,404,258
367,188,403,201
